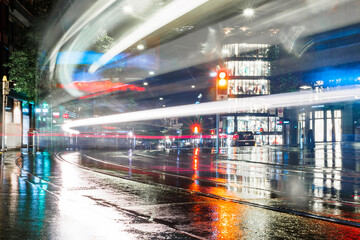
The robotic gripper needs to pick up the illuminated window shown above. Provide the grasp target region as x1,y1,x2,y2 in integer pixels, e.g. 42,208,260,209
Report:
315,111,324,142
228,79,269,95
237,116,270,132
334,110,342,141
225,61,270,77
222,43,270,58
227,116,235,133
326,110,332,142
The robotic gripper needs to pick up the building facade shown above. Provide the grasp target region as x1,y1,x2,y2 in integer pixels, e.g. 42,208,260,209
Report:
220,30,282,145
1,0,35,148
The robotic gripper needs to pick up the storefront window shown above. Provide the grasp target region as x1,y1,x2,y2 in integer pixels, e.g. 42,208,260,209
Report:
228,79,269,95
227,116,235,134
276,117,283,132
315,110,324,142
269,135,283,145
298,113,305,144
225,61,270,77
269,117,276,132
334,110,342,141
13,101,21,124
326,110,332,142
222,43,270,58
334,110,341,118
237,116,269,132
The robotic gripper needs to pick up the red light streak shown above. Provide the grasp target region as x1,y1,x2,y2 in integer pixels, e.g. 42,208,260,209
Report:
59,80,145,99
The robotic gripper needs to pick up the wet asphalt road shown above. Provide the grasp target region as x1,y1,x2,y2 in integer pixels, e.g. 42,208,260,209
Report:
1,143,360,239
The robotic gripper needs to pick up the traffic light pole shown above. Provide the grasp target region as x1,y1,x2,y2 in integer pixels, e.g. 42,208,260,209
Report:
216,113,219,155
1,92,5,151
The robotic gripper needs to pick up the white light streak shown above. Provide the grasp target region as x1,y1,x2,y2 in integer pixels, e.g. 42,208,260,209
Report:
62,86,360,133
88,0,209,73
46,0,116,77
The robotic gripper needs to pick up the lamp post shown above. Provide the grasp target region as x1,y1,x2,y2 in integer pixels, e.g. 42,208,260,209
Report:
2,76,9,152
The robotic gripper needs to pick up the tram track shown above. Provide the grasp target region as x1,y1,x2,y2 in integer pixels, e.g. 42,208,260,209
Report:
93,149,360,189
13,150,360,232
87,150,360,207
78,149,360,212
55,151,360,228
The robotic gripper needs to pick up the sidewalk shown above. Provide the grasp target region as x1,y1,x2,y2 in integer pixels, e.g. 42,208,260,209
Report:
0,150,199,239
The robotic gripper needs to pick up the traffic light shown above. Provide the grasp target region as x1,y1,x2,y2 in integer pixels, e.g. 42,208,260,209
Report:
2,75,16,95
193,126,199,134
216,69,228,100
210,129,215,135
9,81,16,89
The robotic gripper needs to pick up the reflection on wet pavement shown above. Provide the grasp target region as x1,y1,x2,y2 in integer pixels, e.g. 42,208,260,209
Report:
79,143,360,226
1,144,360,239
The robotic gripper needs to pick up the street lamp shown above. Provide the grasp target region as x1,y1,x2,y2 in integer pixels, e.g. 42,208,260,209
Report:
123,6,133,14
137,44,145,50
299,85,312,91
243,8,255,17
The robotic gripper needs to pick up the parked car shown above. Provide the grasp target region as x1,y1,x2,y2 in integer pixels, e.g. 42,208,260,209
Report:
234,132,256,146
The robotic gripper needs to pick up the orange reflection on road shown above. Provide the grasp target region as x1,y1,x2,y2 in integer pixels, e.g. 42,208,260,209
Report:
190,148,200,191
210,200,246,239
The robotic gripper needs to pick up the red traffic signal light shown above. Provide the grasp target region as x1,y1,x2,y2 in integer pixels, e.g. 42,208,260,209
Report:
216,70,228,97
260,127,264,133
210,129,215,135
193,126,199,134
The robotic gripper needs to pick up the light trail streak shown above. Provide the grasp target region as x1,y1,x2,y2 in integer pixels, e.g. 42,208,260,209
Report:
88,0,209,73
43,0,360,104
46,0,116,76
62,86,360,133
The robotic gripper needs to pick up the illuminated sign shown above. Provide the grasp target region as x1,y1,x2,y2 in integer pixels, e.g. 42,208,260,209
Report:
53,112,60,118
43,109,49,113
63,113,69,118
35,108,41,113
311,105,324,109
64,110,77,118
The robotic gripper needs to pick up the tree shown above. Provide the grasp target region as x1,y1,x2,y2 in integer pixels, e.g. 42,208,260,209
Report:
3,0,56,102
88,32,124,79
3,26,50,102
90,32,114,53
3,50,39,101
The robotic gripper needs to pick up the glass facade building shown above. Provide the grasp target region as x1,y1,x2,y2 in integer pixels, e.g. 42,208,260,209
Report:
221,40,282,145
